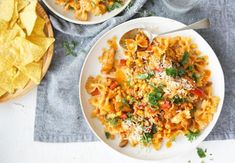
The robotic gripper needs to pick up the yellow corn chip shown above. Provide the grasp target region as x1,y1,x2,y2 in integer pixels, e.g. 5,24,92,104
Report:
17,0,29,12
0,0,15,21
17,60,42,84
13,70,30,89
27,36,55,61
0,67,17,93
11,37,44,65
0,20,9,31
0,87,7,97
31,16,46,37
19,0,37,35
9,0,19,28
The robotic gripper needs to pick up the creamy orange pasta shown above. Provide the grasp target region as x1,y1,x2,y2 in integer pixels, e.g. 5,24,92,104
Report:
55,0,124,21
85,33,219,150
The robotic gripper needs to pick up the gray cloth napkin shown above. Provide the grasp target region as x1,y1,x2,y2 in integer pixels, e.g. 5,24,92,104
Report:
34,0,235,142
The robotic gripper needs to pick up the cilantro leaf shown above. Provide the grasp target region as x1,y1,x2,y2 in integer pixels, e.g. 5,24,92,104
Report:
107,117,119,126
105,132,111,139
136,71,154,80
180,52,189,65
107,2,123,12
185,130,200,141
197,147,207,158
148,87,164,106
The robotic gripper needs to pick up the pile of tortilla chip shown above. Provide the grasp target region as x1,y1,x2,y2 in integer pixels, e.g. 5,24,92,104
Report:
0,0,55,97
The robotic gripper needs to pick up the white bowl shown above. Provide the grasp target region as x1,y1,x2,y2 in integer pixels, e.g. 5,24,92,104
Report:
79,17,225,160
42,0,131,25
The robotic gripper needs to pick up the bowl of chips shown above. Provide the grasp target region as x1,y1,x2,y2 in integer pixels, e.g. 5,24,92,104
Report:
0,0,55,102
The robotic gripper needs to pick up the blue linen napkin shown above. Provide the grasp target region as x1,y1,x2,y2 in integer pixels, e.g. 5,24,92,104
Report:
34,0,235,142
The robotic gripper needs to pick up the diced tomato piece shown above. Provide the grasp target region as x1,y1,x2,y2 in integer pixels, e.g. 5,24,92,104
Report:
190,88,204,97
146,45,153,51
91,88,100,96
154,67,163,72
161,101,171,110
109,81,119,90
120,113,127,119
120,59,126,66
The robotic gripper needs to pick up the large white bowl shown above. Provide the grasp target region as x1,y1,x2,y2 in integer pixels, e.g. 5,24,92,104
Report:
42,0,131,25
79,17,225,160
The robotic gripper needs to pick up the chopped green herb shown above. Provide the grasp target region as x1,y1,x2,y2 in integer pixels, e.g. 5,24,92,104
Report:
166,67,186,77
107,2,122,12
180,52,189,65
151,124,157,134
105,132,111,139
188,65,194,71
186,130,200,141
136,71,154,80
62,40,78,57
140,132,153,144
121,98,130,107
118,105,124,111
197,147,207,158
178,68,186,76
148,87,164,106
172,95,185,104
166,67,178,77
107,117,119,126
192,73,200,82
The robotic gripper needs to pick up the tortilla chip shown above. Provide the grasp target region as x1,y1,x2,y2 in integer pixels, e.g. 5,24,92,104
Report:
19,0,37,35
17,60,42,84
0,23,25,44
13,70,30,89
0,20,9,31
9,0,19,28
31,16,46,37
11,37,44,65
0,54,13,73
0,67,17,93
0,87,7,97
17,0,29,12
27,36,55,61
0,0,15,21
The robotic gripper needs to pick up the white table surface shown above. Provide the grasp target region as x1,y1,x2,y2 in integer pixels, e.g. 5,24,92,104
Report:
0,88,234,163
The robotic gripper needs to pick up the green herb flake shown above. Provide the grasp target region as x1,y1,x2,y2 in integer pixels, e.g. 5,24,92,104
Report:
148,87,164,106
107,2,123,12
166,68,178,77
121,98,130,107
188,65,194,71
136,71,154,80
178,68,186,76
151,124,157,134
186,130,200,141
62,40,78,57
197,147,207,158
192,73,200,82
107,117,119,126
140,132,153,144
105,132,111,139
172,95,185,104
180,52,190,65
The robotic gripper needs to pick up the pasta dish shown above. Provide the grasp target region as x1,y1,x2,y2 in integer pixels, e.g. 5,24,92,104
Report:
85,32,219,150
55,0,125,21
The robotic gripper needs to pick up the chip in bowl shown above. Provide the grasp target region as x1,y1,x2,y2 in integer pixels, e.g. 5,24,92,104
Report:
0,0,55,98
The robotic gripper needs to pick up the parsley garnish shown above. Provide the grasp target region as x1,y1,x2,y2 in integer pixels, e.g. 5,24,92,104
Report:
148,87,164,106
121,98,130,107
62,40,78,57
197,147,207,158
105,132,111,139
141,132,153,144
107,1,123,12
172,95,185,104
186,130,200,141
107,117,119,126
188,65,194,71
180,52,190,65
165,68,185,77
136,71,154,80
192,72,200,82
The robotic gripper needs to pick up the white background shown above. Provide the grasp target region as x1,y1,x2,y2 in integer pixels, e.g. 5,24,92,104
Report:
0,88,234,163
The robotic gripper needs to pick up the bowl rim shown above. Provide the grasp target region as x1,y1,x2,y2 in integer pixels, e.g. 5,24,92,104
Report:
79,16,225,160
